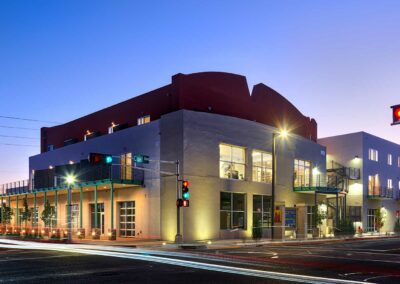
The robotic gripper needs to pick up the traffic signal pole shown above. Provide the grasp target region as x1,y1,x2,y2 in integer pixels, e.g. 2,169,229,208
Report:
175,160,183,243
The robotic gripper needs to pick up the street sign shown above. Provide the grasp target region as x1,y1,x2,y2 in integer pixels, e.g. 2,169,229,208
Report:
133,154,149,164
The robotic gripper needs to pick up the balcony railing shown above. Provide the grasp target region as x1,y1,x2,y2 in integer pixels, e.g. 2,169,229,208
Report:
327,160,360,180
0,180,30,196
293,175,346,194
367,186,396,199
0,163,144,196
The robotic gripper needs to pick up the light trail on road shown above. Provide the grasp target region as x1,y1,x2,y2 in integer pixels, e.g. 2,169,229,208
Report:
0,239,372,284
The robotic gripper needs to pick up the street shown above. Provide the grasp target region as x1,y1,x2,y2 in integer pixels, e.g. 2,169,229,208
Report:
0,238,399,283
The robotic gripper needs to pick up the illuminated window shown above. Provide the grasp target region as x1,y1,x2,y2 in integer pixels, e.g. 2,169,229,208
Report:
219,144,246,180
31,207,38,227
388,154,392,165
108,122,118,134
388,179,393,189
47,145,54,152
65,204,79,229
253,195,272,228
367,209,378,232
368,148,378,162
120,153,132,180
252,150,272,183
368,174,379,196
398,156,400,167
220,192,246,230
137,115,151,125
294,159,311,187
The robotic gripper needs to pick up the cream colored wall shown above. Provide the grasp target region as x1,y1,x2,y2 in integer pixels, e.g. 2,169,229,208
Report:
6,185,161,239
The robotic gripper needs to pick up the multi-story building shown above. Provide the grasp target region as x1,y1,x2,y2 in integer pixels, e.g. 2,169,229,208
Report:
1,72,346,241
319,132,400,234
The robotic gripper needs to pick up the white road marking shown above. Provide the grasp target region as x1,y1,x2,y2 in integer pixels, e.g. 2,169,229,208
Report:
0,239,372,284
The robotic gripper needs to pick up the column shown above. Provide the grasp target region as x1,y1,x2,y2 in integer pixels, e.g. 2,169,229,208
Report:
93,185,99,239
109,183,116,240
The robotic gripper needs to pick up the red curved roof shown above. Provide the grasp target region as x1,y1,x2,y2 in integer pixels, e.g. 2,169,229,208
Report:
41,72,317,152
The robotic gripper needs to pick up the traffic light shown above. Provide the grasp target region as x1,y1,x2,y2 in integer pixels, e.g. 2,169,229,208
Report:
391,104,400,125
88,153,113,165
133,154,150,164
182,180,189,207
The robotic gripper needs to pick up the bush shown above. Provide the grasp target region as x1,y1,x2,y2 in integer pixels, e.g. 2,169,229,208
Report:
334,219,355,237
394,219,400,234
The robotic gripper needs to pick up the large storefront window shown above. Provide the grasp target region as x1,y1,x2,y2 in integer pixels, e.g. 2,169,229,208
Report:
367,209,377,232
220,192,246,229
294,159,311,187
31,207,38,227
90,203,105,234
119,201,135,237
252,151,272,183
307,206,315,234
65,204,79,229
253,195,272,228
219,144,246,180
121,153,132,180
347,206,361,222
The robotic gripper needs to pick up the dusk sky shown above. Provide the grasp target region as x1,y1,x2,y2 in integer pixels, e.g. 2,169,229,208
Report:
1,0,399,183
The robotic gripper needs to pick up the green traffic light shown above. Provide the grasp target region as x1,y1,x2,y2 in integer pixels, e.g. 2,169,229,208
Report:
182,192,189,199
105,156,113,164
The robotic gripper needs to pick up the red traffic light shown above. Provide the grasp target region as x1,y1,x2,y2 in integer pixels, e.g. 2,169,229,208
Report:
88,153,113,165
392,104,400,125
182,180,189,188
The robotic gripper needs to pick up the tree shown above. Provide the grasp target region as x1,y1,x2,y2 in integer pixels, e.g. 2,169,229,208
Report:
1,205,13,227
375,208,384,233
312,204,326,237
41,200,56,228
20,196,32,229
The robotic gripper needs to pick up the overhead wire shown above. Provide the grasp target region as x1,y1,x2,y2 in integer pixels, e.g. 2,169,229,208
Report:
0,115,60,124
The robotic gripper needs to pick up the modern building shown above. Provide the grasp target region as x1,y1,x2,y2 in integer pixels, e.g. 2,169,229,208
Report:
319,132,400,234
1,72,348,241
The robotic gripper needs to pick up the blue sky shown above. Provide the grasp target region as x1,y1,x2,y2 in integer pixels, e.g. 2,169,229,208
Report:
1,0,400,183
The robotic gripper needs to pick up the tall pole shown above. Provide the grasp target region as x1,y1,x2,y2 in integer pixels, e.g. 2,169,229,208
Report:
33,192,37,229
79,187,83,229
67,185,72,243
175,160,182,243
271,133,276,240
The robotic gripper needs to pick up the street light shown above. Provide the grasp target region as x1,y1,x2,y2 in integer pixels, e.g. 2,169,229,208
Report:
65,174,76,243
271,129,289,240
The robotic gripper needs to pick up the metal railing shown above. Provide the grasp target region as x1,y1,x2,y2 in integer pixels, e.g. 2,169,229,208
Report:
367,186,395,199
0,164,144,196
0,180,30,196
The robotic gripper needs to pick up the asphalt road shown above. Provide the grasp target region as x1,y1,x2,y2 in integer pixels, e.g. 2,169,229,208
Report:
0,238,399,283
202,238,400,283
0,247,286,284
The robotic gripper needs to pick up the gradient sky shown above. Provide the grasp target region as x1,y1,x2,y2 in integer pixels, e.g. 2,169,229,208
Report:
1,0,400,183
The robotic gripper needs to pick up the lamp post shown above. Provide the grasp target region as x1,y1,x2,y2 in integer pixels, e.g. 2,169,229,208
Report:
66,175,76,243
271,130,288,240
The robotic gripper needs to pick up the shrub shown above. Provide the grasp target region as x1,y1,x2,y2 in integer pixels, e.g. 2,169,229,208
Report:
334,219,355,236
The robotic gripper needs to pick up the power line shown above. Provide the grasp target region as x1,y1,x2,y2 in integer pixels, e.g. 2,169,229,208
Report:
0,134,38,140
0,115,61,124
0,143,39,147
0,125,39,131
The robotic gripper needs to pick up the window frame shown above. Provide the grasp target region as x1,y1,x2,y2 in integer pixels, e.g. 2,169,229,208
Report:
252,150,272,183
137,115,151,125
368,148,378,162
219,143,246,180
252,194,272,228
294,159,312,187
220,192,246,230
388,154,392,165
